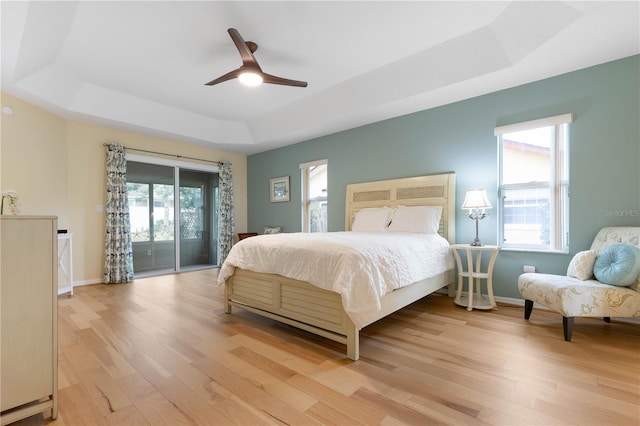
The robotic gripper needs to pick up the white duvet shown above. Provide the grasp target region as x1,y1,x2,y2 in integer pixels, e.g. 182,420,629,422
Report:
218,232,454,328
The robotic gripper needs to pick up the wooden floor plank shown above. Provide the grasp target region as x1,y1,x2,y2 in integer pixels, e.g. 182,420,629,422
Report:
210,397,281,426
286,374,387,425
193,356,320,425
304,400,368,426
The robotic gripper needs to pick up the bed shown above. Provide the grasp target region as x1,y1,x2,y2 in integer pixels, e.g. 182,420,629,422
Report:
218,172,456,360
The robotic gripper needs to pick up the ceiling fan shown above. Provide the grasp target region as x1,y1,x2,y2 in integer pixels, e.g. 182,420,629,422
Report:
205,28,308,88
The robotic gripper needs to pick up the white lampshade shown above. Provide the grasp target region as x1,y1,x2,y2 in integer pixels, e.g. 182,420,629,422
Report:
462,189,492,211
238,71,263,86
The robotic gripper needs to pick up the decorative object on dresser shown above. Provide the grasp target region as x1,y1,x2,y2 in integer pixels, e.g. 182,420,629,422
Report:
461,189,492,246
1,216,58,424
452,244,500,311
518,227,640,341
220,172,456,360
0,189,19,215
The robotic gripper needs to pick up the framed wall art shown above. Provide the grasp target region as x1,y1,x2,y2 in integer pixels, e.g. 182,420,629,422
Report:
270,176,290,202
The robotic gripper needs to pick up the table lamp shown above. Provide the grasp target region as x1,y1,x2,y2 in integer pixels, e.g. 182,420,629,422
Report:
462,189,492,246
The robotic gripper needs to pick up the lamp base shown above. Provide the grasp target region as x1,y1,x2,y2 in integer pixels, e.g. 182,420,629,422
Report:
469,213,486,247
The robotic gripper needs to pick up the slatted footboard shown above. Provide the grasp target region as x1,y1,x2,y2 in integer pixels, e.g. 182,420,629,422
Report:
224,268,359,360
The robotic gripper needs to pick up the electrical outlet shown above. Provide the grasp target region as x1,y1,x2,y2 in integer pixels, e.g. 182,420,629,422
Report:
147,250,152,256
523,265,536,273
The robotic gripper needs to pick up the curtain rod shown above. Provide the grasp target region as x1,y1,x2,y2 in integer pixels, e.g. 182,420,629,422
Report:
103,143,223,165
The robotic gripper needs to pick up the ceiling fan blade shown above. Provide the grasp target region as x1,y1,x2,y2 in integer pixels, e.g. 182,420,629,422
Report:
228,28,261,69
204,68,241,86
262,72,308,88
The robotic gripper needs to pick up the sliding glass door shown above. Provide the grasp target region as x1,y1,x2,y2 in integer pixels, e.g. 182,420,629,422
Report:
178,169,218,269
126,159,218,276
127,162,175,274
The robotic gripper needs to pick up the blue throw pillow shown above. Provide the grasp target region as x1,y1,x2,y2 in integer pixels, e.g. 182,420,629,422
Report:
593,244,640,286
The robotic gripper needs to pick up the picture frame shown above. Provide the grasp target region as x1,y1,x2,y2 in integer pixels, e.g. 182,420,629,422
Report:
269,176,290,202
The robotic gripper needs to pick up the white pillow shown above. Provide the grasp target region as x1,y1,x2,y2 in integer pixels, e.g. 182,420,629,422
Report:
351,207,393,232
387,205,442,234
566,250,597,280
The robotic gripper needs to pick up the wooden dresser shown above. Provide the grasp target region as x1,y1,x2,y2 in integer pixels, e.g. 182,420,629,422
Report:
1,216,58,424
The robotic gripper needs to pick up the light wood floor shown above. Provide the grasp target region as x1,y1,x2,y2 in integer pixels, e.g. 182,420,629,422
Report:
12,269,640,426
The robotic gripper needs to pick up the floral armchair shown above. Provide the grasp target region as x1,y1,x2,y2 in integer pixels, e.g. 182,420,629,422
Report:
518,227,640,341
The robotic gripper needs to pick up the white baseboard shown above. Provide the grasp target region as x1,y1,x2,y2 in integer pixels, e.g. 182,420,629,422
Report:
57,278,103,296
437,288,640,325
494,296,640,324
73,278,104,286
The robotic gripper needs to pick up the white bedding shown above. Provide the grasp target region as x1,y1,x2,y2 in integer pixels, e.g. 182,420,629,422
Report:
218,232,454,328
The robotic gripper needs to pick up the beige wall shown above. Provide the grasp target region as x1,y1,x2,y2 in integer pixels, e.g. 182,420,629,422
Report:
1,92,247,284
0,94,69,224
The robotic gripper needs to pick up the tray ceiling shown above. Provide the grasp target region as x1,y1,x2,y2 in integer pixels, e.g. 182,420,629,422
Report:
2,1,638,155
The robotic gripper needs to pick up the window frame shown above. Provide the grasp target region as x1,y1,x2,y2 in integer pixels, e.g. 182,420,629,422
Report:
300,159,328,233
496,113,572,253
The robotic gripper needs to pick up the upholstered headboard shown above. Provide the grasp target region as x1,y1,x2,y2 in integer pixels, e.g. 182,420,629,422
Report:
345,172,456,244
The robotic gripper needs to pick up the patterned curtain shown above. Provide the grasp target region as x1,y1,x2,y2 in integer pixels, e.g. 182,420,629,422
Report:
217,162,235,265
104,143,134,283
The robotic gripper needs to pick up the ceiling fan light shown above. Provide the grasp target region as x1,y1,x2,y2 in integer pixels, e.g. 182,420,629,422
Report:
238,71,263,87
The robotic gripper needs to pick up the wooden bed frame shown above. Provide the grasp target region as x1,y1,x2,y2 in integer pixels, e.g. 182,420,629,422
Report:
224,172,456,360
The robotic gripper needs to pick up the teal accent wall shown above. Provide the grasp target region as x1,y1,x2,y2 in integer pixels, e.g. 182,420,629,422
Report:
247,55,640,299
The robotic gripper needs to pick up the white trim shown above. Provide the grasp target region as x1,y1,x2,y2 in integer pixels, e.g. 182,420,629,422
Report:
71,278,104,287
126,153,219,173
494,113,573,135
436,290,640,325
173,167,181,272
299,158,327,169
494,296,640,325
57,279,99,295
497,117,570,252
301,168,310,232
300,159,328,232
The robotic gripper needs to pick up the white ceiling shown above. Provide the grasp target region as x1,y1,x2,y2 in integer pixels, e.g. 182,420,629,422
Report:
2,1,638,155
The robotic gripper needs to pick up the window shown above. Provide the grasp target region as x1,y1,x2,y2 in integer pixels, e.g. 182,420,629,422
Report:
496,114,571,252
300,159,328,233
